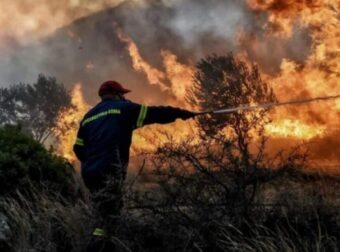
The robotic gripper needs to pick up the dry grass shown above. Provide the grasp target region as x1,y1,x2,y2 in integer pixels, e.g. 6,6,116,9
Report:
0,175,95,252
1,171,340,252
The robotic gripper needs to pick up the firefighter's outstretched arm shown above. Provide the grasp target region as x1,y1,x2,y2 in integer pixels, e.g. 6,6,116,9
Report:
131,104,195,128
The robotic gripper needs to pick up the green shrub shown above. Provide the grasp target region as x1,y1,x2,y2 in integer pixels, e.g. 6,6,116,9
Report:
0,125,74,197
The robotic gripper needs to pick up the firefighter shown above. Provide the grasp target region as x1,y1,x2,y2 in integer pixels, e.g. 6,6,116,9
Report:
73,80,196,249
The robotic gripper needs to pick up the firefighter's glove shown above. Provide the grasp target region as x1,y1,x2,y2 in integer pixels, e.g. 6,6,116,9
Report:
179,110,196,120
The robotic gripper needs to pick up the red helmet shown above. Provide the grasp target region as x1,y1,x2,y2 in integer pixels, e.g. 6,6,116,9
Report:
98,80,131,97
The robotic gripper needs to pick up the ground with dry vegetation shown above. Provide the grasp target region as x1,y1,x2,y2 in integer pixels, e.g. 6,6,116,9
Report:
1,126,340,252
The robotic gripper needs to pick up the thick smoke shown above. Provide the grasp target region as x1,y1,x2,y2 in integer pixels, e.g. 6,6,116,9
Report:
0,0,311,88
165,0,248,47
0,0,125,48
0,0,126,86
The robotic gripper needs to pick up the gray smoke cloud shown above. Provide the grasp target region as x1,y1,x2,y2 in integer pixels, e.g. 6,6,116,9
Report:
0,0,311,100
167,0,247,47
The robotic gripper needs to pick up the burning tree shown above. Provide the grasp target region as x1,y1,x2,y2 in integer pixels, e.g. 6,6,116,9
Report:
189,53,276,136
186,53,277,216
129,54,282,227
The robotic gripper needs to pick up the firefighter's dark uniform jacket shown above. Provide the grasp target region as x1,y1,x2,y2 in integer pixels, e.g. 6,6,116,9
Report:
73,98,194,183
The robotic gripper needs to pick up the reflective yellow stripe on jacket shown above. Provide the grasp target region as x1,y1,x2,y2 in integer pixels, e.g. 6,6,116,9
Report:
93,228,105,236
137,105,148,127
82,109,121,126
75,138,84,146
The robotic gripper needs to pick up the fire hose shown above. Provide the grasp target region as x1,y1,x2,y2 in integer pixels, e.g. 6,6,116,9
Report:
196,94,340,116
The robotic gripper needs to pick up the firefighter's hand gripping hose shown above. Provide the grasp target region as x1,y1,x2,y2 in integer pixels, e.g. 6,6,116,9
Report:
194,94,340,116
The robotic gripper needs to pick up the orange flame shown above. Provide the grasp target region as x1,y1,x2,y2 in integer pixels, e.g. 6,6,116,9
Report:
116,25,195,106
161,50,195,103
54,1,339,165
246,0,340,149
266,119,326,139
55,83,89,162
115,8,339,157
131,120,198,154
115,27,197,153
115,25,168,91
